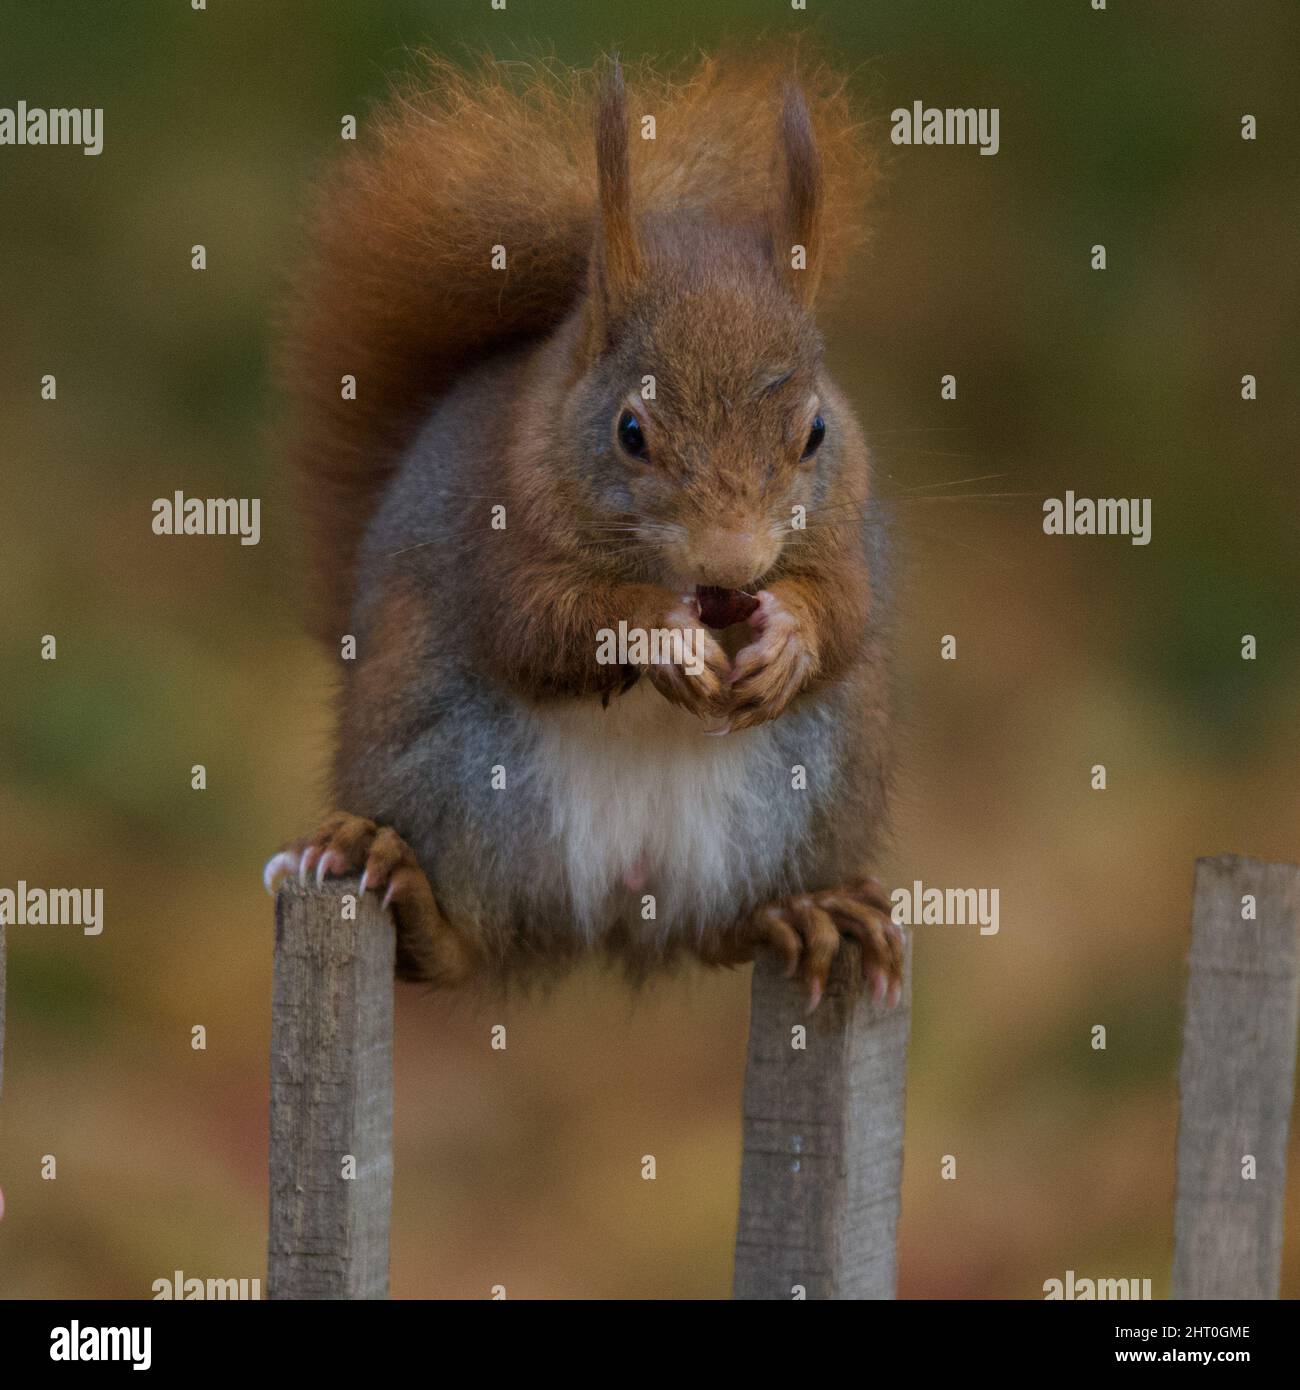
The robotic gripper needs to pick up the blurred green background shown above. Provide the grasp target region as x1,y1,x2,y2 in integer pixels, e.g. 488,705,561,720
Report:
1,0,1298,1298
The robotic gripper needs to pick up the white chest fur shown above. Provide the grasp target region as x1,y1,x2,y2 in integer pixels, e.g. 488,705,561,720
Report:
528,682,788,941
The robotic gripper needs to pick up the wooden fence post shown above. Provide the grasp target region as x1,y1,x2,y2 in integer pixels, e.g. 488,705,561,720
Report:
1172,854,1300,1299
733,934,911,1299
268,879,395,1299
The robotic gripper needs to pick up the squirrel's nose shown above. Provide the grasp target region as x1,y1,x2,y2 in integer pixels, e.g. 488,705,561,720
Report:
683,528,774,589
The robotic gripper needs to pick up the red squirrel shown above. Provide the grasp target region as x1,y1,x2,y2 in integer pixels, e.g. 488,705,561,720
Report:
265,53,901,1010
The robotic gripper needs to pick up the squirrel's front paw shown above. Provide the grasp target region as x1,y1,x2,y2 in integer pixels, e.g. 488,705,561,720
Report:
643,600,732,722
726,589,818,731
263,812,472,986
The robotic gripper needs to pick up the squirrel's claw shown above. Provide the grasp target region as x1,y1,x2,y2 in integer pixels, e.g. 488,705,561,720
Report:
263,851,299,895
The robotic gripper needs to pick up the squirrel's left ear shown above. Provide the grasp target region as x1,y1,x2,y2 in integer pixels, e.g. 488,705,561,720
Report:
586,57,644,342
772,83,824,306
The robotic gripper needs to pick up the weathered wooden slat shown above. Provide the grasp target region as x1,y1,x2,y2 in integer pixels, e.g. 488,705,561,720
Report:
1172,854,1300,1299
733,935,910,1299
268,879,394,1299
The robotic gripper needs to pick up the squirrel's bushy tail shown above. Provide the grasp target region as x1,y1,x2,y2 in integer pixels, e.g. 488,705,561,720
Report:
278,50,875,638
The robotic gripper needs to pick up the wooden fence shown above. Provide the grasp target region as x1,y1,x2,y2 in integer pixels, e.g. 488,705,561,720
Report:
1171,855,1300,1298
0,856,1290,1289
268,882,394,1298
732,935,910,1298
0,855,1291,1296
263,853,1300,1299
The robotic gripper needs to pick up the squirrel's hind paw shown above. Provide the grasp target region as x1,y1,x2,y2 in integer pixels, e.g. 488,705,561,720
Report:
263,813,473,986
704,878,904,1013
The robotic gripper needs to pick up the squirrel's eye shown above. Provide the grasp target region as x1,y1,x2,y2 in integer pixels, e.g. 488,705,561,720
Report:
617,409,648,459
802,415,826,460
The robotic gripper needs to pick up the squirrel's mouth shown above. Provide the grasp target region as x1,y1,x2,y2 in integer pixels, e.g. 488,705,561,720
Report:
695,585,760,630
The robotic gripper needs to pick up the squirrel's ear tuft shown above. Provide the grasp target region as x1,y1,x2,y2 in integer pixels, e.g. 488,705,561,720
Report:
772,82,824,306
589,56,644,329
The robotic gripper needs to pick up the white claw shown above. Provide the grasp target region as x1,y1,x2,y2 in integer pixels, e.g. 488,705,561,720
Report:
315,851,336,888
298,847,320,887
358,869,369,896
263,852,297,896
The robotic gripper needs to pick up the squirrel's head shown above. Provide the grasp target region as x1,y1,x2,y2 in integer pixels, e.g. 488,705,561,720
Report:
558,61,850,595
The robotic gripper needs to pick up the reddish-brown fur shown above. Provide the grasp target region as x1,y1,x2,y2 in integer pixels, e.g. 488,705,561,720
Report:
278,50,876,642
270,50,900,1004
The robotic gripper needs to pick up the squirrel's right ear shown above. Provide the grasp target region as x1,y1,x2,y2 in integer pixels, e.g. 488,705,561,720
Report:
772,82,825,306
586,58,644,341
